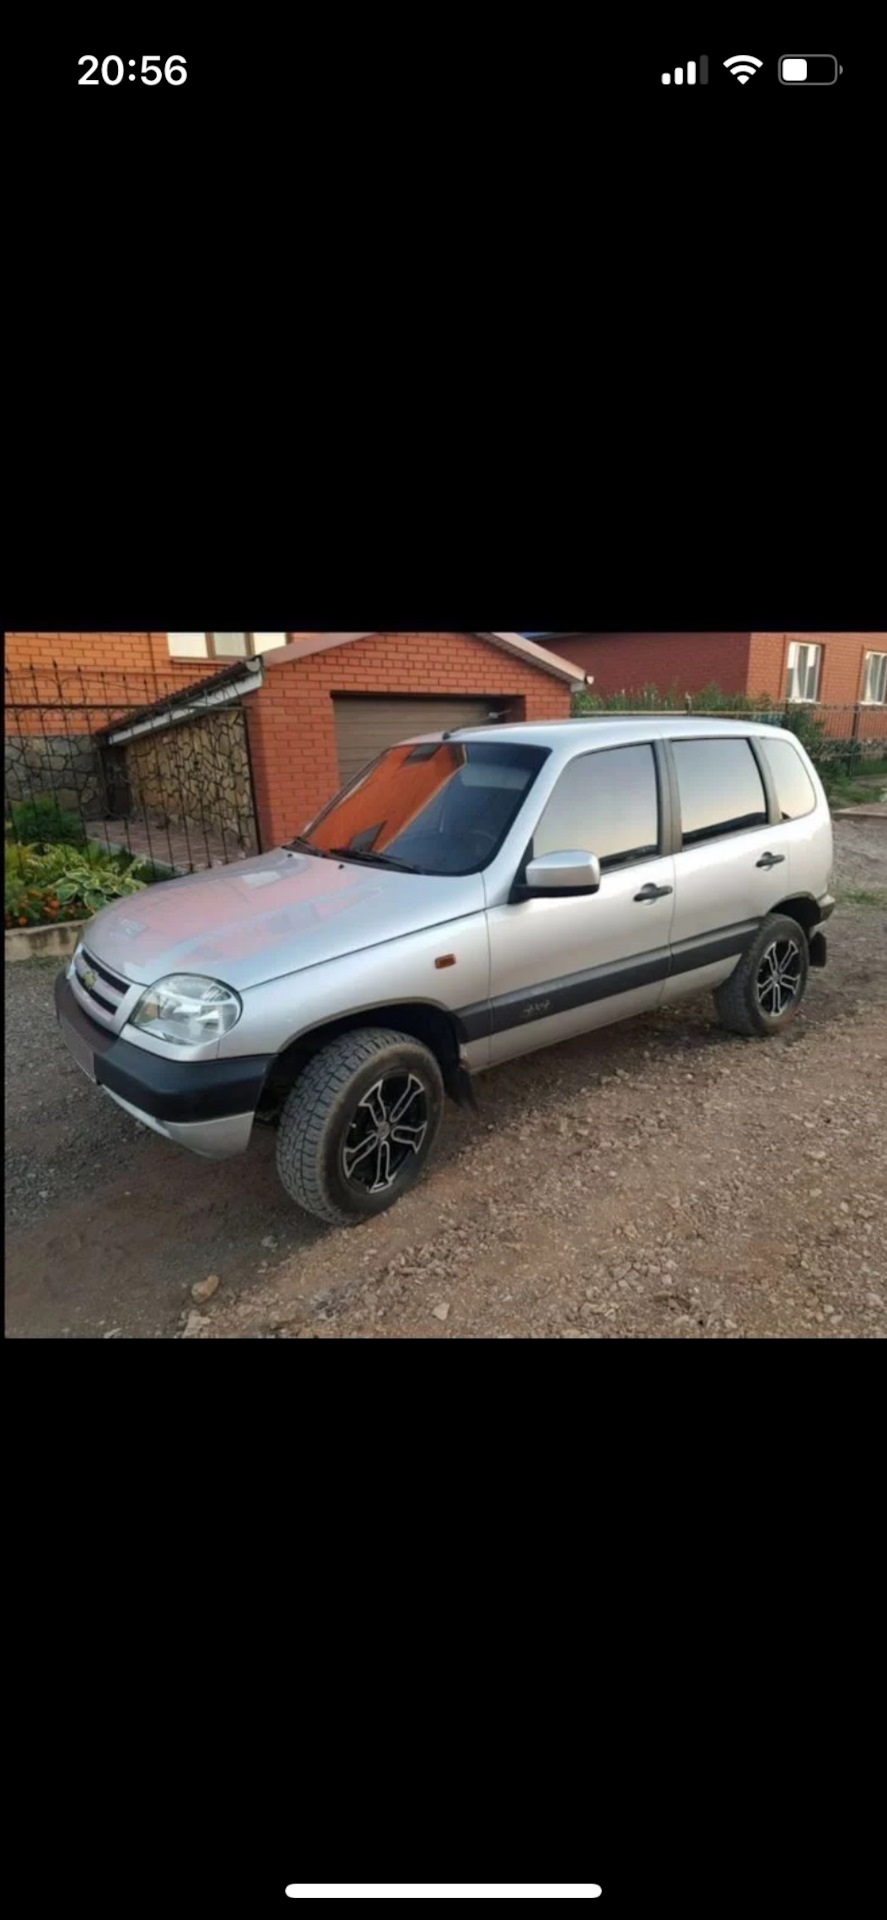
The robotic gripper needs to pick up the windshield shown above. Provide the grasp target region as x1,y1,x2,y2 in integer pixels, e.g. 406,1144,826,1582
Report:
296,739,549,876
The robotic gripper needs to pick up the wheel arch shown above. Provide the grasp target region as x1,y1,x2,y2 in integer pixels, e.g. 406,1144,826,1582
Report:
259,1001,472,1114
770,892,825,936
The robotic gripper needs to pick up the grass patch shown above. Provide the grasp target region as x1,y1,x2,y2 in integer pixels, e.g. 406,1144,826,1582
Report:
829,778,886,808
836,887,887,909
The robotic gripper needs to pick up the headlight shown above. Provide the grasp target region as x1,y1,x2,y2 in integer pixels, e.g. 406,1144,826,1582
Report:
131,974,242,1046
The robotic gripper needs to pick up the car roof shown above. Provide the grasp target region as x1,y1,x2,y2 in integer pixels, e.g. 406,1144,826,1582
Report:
406,715,799,750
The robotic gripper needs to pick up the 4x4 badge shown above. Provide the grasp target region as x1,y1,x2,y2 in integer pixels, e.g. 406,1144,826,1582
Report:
521,998,551,1019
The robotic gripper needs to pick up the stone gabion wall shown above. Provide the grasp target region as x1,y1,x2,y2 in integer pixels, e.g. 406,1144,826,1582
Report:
124,706,257,849
4,733,106,819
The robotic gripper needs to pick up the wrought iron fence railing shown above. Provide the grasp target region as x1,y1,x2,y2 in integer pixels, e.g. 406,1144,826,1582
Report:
4,664,260,875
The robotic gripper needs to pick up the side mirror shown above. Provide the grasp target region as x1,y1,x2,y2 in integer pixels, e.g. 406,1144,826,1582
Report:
521,849,602,896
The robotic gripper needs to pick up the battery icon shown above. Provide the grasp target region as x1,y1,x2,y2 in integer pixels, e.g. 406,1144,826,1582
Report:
779,56,842,84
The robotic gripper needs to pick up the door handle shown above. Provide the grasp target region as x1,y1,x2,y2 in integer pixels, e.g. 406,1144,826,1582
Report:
634,883,673,902
756,852,786,869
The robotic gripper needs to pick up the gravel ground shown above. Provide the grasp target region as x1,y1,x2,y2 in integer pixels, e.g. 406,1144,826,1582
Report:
5,817,886,1339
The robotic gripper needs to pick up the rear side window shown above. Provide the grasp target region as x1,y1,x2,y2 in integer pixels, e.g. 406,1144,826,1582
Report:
672,738,768,846
759,737,817,820
533,744,660,868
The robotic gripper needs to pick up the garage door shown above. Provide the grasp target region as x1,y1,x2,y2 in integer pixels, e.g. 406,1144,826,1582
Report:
334,696,497,788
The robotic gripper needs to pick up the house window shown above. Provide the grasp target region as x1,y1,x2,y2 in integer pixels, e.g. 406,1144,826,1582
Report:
167,632,210,658
861,651,887,704
210,632,248,657
166,632,290,662
785,641,822,703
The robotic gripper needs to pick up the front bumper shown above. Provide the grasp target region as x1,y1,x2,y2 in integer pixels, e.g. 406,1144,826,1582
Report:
55,972,272,1160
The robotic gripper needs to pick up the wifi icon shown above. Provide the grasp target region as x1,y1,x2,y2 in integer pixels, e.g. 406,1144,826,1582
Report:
724,54,763,84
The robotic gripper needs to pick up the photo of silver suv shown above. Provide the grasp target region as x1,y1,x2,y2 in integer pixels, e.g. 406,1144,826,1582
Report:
55,717,835,1225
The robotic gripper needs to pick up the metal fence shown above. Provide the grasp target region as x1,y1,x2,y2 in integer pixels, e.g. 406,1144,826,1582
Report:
4,664,261,874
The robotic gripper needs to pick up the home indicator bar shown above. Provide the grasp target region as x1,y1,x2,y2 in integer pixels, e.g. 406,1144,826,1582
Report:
661,57,708,85
285,1890,604,1902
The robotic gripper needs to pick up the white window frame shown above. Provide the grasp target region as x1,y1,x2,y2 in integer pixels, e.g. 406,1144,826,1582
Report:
166,632,289,662
860,650,887,705
785,640,822,704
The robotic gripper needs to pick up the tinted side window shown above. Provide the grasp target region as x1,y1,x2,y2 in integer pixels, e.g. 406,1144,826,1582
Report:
672,738,767,846
533,745,659,868
759,737,817,820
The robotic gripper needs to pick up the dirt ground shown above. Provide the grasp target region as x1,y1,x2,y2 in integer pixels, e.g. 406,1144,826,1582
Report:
5,817,886,1340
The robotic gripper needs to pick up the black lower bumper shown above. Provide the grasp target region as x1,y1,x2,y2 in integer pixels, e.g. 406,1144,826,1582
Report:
55,972,273,1122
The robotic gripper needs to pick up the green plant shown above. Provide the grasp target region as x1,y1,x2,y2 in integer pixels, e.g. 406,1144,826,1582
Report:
7,795,87,850
571,679,776,717
52,848,148,916
4,841,149,930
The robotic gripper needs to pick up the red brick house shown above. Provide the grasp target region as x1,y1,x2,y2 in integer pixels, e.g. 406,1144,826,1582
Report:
535,631,887,710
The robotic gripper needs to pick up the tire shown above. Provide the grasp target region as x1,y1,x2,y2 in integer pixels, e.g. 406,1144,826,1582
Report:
275,1028,445,1226
714,912,810,1038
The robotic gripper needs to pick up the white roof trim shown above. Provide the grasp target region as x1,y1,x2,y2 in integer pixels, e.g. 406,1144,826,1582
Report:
261,630,586,684
484,633,587,683
106,664,265,745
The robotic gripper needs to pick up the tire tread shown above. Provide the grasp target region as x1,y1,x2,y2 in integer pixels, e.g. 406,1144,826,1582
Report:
276,1028,442,1225
714,912,809,1038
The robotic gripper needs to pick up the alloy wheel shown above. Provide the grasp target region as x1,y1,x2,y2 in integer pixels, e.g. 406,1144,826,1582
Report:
342,1072,429,1194
755,938,802,1018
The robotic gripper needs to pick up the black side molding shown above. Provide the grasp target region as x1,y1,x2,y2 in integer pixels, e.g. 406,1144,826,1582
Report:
455,920,761,1044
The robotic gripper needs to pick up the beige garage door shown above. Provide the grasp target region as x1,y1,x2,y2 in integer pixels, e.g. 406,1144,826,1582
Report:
334,696,497,787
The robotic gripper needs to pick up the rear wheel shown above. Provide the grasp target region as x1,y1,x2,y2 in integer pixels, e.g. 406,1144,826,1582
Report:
275,1028,444,1225
714,912,810,1037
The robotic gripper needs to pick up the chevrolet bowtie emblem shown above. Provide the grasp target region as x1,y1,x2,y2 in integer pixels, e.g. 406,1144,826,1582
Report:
82,968,97,990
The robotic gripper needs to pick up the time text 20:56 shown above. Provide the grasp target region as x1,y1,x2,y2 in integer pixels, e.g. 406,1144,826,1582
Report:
78,56,187,86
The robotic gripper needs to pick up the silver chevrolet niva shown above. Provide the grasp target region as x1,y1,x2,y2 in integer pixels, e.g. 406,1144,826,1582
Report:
56,717,834,1225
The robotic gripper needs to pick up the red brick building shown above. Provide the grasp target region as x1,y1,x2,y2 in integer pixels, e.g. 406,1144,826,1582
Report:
544,631,887,710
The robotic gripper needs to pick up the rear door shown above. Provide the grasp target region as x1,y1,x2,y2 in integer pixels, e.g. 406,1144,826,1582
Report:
663,733,792,1001
484,741,676,1064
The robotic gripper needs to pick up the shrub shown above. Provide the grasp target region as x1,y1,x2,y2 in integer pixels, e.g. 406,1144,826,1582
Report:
4,841,149,930
7,795,86,850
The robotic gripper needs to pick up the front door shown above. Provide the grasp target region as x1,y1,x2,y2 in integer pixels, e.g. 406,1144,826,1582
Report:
485,741,676,1064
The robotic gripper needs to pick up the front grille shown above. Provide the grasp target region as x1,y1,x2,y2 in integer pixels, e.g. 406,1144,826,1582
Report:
70,945,134,1028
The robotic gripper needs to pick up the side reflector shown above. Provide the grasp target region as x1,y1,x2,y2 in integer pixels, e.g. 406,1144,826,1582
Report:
434,954,457,970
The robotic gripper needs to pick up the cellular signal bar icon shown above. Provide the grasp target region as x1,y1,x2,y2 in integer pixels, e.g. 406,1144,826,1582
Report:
661,57,708,85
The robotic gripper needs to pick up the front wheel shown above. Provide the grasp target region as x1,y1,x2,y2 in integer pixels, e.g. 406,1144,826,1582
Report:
714,912,810,1038
275,1028,445,1225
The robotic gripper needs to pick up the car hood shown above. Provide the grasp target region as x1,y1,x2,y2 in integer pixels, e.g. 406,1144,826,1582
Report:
84,849,486,990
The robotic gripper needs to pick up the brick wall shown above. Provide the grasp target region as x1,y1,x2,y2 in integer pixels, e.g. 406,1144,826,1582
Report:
747,632,887,705
4,634,220,735
6,631,176,675
562,633,753,699
245,631,572,850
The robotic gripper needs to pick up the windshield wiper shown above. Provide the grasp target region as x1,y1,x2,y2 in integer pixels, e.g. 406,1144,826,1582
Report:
329,846,421,873
284,836,335,858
